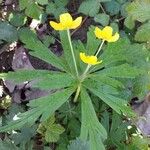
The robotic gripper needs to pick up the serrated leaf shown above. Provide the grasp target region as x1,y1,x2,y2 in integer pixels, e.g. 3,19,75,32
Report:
68,138,90,150
25,2,43,19
83,79,135,116
94,13,110,26
108,111,128,146
9,13,27,27
11,126,36,145
33,72,75,90
135,21,150,42
124,16,135,29
0,139,19,150
100,39,148,70
89,74,124,88
0,108,42,132
29,87,75,121
0,69,75,89
78,0,100,17
80,88,107,150
36,0,48,5
96,64,140,78
0,87,75,132
46,0,68,18
104,0,121,15
19,0,29,10
0,21,18,42
45,124,65,142
19,28,65,71
0,69,50,83
126,0,150,23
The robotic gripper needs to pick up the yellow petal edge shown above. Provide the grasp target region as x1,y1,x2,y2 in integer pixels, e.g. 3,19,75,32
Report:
80,53,102,65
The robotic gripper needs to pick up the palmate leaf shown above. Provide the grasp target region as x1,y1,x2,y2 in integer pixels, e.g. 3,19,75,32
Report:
83,79,135,116
95,64,140,78
19,0,43,19
0,21,18,42
108,111,128,147
98,38,149,70
80,87,107,150
135,21,150,42
126,0,150,23
89,74,124,88
38,115,65,143
19,28,65,71
33,73,75,90
46,0,68,19
45,124,65,142
0,69,50,83
0,87,75,132
78,0,100,17
0,69,75,90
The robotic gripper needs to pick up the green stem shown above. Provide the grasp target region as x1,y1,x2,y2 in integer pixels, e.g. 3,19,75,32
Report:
95,40,105,57
73,84,81,102
81,64,91,81
67,29,78,76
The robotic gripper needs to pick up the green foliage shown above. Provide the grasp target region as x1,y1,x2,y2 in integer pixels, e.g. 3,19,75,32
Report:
78,0,110,17
9,13,27,27
37,115,65,142
0,139,19,150
80,88,107,150
78,0,101,17
11,126,36,145
126,0,150,23
0,21,18,43
135,21,150,42
19,0,44,19
104,0,121,15
94,13,110,26
125,0,150,42
68,138,90,150
36,0,48,5
129,135,150,150
0,0,150,149
46,0,68,18
19,28,65,71
0,87,75,132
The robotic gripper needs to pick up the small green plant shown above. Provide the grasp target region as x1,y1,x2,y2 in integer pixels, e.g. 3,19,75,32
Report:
0,12,147,150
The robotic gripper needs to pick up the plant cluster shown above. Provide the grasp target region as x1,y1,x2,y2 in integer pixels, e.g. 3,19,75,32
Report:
0,0,150,150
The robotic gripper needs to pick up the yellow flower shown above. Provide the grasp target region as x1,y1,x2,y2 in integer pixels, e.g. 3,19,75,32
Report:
94,26,119,42
49,13,82,30
80,53,102,65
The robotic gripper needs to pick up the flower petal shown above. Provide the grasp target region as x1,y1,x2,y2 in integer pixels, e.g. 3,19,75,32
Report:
80,52,102,65
94,27,103,39
80,53,86,63
49,21,64,30
108,32,119,42
102,26,113,36
71,17,82,29
60,13,73,28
